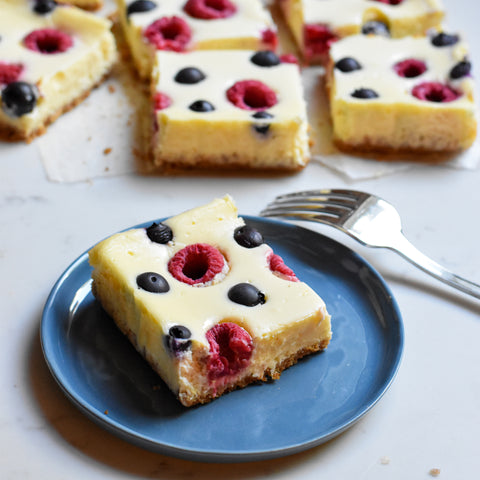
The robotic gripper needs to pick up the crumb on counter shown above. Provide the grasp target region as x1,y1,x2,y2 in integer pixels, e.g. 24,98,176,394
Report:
380,456,390,465
429,468,441,477
103,147,112,155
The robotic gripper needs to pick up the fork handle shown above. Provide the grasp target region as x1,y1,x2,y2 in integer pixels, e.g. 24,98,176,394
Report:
391,233,480,300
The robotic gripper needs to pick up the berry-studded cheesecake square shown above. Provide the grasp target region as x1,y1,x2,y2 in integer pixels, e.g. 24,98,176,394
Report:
278,0,445,64
0,0,116,142
151,49,310,172
326,33,477,153
117,0,278,79
88,195,331,407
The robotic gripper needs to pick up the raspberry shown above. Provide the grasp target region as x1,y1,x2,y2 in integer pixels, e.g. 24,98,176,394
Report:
304,24,338,59
23,28,73,54
144,16,192,51
412,82,460,103
279,53,299,65
168,243,227,285
184,0,237,20
268,252,298,282
206,322,253,380
226,80,277,111
261,29,278,50
153,92,172,110
0,62,24,85
394,59,427,78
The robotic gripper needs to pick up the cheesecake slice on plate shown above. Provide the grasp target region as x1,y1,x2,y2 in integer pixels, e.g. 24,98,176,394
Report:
88,196,332,407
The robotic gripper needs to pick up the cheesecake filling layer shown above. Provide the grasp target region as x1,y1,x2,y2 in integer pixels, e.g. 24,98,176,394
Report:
89,196,331,406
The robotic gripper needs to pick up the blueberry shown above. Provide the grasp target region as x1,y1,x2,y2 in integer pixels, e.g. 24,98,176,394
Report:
351,88,379,99
449,60,471,79
1,82,38,117
189,100,215,112
252,111,273,135
228,283,266,307
169,325,192,339
174,67,206,84
136,272,170,293
361,21,390,37
146,222,173,244
164,325,192,354
252,111,273,120
250,51,281,67
234,225,264,248
335,57,362,73
431,32,459,47
127,0,157,16
33,0,57,14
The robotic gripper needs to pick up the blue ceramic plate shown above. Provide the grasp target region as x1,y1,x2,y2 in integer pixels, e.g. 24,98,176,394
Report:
41,216,403,463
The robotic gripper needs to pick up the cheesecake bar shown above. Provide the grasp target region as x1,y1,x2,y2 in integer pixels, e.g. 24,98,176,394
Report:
326,33,477,153
151,49,310,172
278,0,445,63
88,196,332,407
117,0,278,79
0,0,116,142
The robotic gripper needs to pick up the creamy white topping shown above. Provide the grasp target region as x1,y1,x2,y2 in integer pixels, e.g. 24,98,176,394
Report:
330,34,474,107
92,196,327,346
303,0,444,27
0,1,112,86
120,0,276,44
153,50,307,123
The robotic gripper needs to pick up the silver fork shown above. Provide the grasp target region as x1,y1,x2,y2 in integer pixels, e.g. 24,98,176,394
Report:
260,188,480,300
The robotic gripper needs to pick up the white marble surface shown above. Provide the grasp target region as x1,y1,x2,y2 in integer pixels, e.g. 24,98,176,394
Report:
1,0,480,478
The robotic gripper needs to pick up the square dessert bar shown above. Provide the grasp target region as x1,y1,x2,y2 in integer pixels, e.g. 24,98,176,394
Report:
278,0,445,63
117,0,278,79
89,196,331,407
0,0,116,142
326,33,477,153
151,49,310,172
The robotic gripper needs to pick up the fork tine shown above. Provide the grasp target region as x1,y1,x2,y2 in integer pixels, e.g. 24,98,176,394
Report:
260,189,372,226
273,189,370,206
261,207,345,225
261,202,347,217
260,202,349,225
265,196,356,211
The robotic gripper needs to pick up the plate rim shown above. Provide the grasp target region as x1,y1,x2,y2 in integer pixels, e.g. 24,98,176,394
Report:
40,215,404,462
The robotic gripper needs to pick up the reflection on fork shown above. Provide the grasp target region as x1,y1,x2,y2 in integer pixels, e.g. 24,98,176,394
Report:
260,189,480,300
